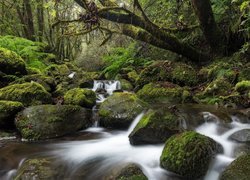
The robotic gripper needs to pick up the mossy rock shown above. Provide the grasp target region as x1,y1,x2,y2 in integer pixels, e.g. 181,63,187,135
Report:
235,81,250,94
137,82,184,103
0,47,27,76
0,101,24,129
136,61,198,89
129,109,181,145
160,131,218,179
203,78,232,96
15,105,91,140
0,82,52,106
45,64,70,83
64,88,96,108
14,157,66,180
99,93,146,129
10,74,56,92
120,79,134,91
115,164,147,180
220,154,250,180
238,66,250,81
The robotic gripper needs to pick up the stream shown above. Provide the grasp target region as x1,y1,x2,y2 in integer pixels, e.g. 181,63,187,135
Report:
0,81,249,180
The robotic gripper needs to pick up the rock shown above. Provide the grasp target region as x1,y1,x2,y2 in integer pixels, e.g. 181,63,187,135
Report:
64,88,96,108
129,109,181,145
220,154,250,180
0,101,24,129
160,131,218,179
114,164,147,180
0,47,27,75
0,82,52,106
235,80,250,94
15,105,91,140
45,64,71,83
99,93,146,129
230,129,250,143
15,157,66,180
137,82,185,103
120,79,134,91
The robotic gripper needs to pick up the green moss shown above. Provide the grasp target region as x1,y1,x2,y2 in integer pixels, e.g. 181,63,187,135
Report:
239,66,250,81
120,79,134,91
235,81,250,94
220,154,250,180
0,82,51,106
64,88,96,108
116,164,147,180
137,83,183,103
0,47,27,75
203,78,232,96
160,131,217,179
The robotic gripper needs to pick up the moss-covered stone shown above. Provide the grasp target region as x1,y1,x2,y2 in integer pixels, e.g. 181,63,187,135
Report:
235,81,250,94
137,82,183,103
14,157,66,180
64,88,96,108
120,79,134,91
203,78,232,96
160,131,218,179
99,93,146,129
220,154,250,180
0,101,24,129
238,66,250,81
129,109,181,145
0,47,27,75
0,82,51,106
15,105,91,140
115,164,147,180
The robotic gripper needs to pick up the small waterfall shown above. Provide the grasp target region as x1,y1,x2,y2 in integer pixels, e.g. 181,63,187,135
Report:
92,80,121,96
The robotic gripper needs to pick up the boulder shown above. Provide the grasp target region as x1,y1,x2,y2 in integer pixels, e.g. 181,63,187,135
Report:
0,101,24,129
64,88,96,108
160,131,218,179
137,82,187,103
129,109,181,145
220,154,250,180
230,129,250,143
235,80,250,94
114,164,147,180
15,157,66,180
15,105,91,140
0,82,51,106
99,93,146,129
0,47,27,75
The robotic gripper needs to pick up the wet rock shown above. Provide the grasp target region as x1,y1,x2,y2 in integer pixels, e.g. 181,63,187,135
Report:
64,88,96,108
220,154,250,180
15,105,91,140
0,82,52,106
99,93,146,129
15,157,66,180
0,47,27,76
230,129,250,143
119,79,134,91
0,101,24,129
160,131,218,179
129,109,181,145
114,164,147,180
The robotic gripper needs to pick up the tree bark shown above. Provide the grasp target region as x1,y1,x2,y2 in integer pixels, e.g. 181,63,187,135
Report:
191,0,225,53
23,0,35,41
37,0,44,42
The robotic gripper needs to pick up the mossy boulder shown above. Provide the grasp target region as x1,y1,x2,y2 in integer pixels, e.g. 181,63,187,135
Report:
64,88,96,108
14,157,66,180
0,47,27,75
136,61,198,89
160,131,218,179
0,82,52,106
220,154,250,180
129,109,181,145
15,105,91,140
114,164,147,180
137,82,184,103
203,78,232,96
0,101,24,129
120,79,134,91
99,93,146,129
239,66,250,81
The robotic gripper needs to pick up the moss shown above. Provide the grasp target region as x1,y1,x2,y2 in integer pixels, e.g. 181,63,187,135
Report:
220,154,250,180
120,79,134,91
127,70,139,83
115,164,147,180
160,131,217,179
0,82,51,106
137,82,183,103
129,109,181,145
64,88,96,108
0,100,24,129
203,78,232,96
235,81,250,94
0,47,27,75
239,66,250,81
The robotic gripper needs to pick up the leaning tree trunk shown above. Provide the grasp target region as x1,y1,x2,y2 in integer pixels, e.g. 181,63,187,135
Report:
191,0,225,53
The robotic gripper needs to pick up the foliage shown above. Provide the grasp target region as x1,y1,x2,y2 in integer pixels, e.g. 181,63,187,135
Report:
102,43,152,79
